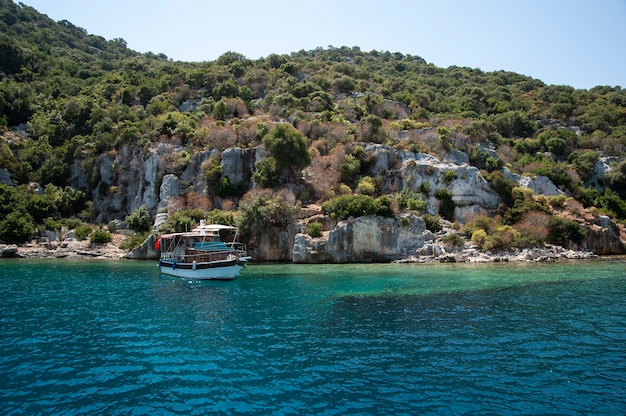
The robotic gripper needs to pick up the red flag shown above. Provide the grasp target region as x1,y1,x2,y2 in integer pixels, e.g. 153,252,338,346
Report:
155,236,161,251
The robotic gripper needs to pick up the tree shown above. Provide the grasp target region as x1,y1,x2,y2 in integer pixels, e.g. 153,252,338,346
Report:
0,211,35,244
262,123,311,178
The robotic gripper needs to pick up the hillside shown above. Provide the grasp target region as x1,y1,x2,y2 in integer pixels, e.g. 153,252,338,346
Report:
1,0,625,259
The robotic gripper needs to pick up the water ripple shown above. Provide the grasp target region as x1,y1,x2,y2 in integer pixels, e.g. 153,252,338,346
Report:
1,260,625,415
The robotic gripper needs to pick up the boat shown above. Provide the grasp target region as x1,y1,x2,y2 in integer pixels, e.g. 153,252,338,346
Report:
156,220,250,280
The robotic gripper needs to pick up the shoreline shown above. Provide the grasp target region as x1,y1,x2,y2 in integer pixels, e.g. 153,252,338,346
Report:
0,239,606,264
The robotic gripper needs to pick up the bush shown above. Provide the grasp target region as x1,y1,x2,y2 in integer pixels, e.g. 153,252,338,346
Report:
357,177,377,195
0,211,35,244
74,224,92,240
503,187,550,225
90,228,112,244
339,154,361,186
485,170,515,207
321,194,394,220
119,232,149,250
512,210,550,247
238,192,298,234
63,218,82,230
442,232,465,248
262,123,311,174
435,188,455,221
547,217,585,247
422,214,442,232
471,225,519,252
444,170,458,185
44,217,63,231
397,189,426,212
253,156,280,188
126,205,152,233
307,222,323,238
463,214,497,236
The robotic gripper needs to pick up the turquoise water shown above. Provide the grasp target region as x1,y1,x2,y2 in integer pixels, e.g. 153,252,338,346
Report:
1,259,625,415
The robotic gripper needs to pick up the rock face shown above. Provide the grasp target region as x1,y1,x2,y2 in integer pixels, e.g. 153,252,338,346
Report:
293,215,426,263
220,147,257,187
253,224,300,262
504,168,564,197
92,146,162,223
362,144,500,221
158,174,181,212
74,141,626,262
124,233,159,260
585,215,626,255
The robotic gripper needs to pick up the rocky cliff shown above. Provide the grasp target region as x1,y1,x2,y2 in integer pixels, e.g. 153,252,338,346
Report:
81,141,625,262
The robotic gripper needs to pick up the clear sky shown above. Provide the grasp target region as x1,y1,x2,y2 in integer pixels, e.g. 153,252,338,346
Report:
21,0,626,90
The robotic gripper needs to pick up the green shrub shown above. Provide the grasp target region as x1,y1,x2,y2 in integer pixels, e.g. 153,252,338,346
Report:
307,222,323,238
339,154,361,186
442,232,465,248
503,187,550,225
444,170,458,185
44,217,63,231
238,193,298,234
398,189,426,212
435,188,455,221
90,228,112,244
63,218,82,230
126,205,152,233
471,225,519,252
0,211,35,244
74,224,92,240
253,156,280,188
119,232,149,250
470,228,488,248
485,170,516,207
547,217,585,247
423,214,442,232
321,194,394,220
357,176,377,196
463,214,497,236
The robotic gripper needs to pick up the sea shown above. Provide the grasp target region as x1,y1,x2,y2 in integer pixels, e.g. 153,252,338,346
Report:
0,258,625,415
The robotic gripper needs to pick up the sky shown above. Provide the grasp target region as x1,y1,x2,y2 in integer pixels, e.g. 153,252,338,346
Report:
21,0,626,90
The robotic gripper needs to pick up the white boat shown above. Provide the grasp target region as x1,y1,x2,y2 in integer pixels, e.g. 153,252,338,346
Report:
156,221,250,280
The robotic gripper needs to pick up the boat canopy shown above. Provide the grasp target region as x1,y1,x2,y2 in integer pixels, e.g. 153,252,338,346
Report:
158,224,238,240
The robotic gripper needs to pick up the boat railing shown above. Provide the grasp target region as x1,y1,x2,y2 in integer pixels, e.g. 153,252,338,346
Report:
180,248,241,264
226,242,248,258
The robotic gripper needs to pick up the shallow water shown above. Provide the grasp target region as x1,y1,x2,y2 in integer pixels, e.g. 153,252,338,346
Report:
1,259,625,415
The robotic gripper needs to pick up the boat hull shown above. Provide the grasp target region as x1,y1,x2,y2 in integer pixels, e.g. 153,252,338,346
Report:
158,259,246,280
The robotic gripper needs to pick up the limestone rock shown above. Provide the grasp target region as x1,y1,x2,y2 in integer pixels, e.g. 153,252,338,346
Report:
125,233,159,260
518,175,564,197
585,215,626,255
293,215,426,263
158,174,181,212
362,143,500,221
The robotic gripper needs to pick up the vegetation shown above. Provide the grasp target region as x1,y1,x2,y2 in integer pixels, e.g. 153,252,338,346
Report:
89,228,112,244
126,205,152,233
307,222,323,238
0,1,625,255
321,194,393,220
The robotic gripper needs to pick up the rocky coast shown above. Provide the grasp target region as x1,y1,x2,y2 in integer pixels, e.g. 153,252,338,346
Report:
0,227,600,264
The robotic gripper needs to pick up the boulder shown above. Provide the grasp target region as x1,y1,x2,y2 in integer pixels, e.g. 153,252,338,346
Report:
125,233,159,260
293,215,426,263
585,215,626,255
518,175,564,197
